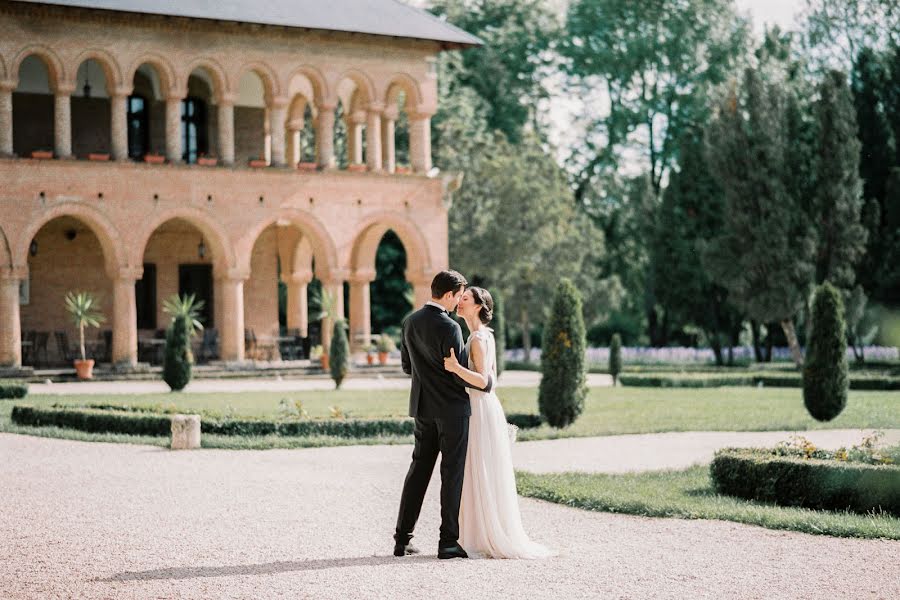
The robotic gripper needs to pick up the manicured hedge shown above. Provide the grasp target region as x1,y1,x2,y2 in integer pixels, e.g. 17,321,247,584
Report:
506,413,543,429
0,381,28,399
620,373,900,390
11,405,171,436
10,404,415,439
711,448,900,516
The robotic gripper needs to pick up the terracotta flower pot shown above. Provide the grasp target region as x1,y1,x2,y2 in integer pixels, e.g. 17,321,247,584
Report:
88,152,110,161
366,353,375,365
197,156,218,166
347,163,367,172
297,161,318,171
378,352,389,365
74,359,95,380
144,154,165,164
320,355,330,371
31,150,53,160
395,166,411,174
249,158,267,168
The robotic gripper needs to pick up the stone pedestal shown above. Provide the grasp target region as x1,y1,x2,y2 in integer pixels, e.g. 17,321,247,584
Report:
171,414,201,450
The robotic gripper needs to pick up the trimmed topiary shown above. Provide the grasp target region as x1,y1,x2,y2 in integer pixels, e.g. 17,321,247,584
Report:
162,294,204,392
329,319,350,389
803,282,849,421
492,291,506,376
609,333,622,385
538,278,587,428
0,381,29,399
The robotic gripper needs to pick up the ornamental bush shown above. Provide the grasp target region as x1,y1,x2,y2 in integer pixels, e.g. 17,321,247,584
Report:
0,381,28,399
609,333,622,385
329,319,350,389
163,315,193,392
803,283,849,421
538,278,587,428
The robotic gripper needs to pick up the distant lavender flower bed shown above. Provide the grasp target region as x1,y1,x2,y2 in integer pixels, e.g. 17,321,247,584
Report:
504,346,899,365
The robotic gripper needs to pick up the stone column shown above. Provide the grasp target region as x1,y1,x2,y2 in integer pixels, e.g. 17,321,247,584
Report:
269,97,288,167
412,279,432,310
287,270,312,336
165,91,185,163
111,268,140,366
287,118,303,166
366,103,383,172
217,93,235,166
316,102,336,169
381,106,397,173
409,112,433,173
0,270,22,367
110,87,130,161
0,79,16,157
348,110,365,166
216,274,246,362
349,269,375,351
54,83,75,159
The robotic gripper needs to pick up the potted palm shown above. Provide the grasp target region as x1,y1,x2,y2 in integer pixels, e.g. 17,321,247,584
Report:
363,342,375,365
313,288,339,370
64,291,105,380
376,334,396,365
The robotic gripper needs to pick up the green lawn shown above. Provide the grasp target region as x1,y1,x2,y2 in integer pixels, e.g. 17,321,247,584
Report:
516,466,900,540
1,386,897,448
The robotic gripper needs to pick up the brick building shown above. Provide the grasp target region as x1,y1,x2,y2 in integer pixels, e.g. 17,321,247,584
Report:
0,0,480,368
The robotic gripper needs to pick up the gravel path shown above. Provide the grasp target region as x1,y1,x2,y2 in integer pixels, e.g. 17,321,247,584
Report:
25,370,612,395
1,433,897,599
513,429,900,473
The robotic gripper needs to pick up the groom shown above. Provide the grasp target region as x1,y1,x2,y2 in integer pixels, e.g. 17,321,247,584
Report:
393,270,494,560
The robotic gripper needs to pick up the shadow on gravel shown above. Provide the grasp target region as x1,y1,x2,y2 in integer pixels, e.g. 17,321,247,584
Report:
96,555,439,582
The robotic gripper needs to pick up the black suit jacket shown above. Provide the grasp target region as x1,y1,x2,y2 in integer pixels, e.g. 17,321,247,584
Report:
401,304,492,418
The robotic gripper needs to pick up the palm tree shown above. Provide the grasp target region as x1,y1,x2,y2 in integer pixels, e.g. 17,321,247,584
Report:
64,291,105,361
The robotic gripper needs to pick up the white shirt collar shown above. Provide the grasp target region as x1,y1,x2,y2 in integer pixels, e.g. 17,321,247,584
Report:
425,301,449,314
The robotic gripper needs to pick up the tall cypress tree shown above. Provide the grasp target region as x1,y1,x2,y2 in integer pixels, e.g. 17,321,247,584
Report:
803,283,849,422
814,70,867,289
538,279,587,428
704,68,815,366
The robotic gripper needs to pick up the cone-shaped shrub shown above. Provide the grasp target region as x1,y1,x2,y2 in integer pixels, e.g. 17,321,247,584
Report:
803,282,849,421
330,319,350,389
538,278,587,428
162,294,204,392
609,333,622,385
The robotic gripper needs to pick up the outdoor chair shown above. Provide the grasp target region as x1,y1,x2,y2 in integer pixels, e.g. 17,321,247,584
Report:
54,331,74,363
198,328,219,362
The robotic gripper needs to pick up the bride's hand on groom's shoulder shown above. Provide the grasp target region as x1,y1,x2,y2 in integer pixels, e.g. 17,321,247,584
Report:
444,348,461,373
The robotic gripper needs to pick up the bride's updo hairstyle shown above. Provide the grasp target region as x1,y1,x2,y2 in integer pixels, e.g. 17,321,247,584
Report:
468,286,494,325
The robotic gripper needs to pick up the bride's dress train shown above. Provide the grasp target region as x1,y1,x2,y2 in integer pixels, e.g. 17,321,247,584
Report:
458,329,554,559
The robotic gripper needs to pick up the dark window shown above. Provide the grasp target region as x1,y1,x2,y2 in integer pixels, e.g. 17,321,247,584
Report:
127,95,149,160
181,97,208,164
135,263,157,329
178,264,214,327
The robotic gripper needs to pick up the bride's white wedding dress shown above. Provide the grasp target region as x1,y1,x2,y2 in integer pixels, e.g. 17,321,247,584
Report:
458,328,554,559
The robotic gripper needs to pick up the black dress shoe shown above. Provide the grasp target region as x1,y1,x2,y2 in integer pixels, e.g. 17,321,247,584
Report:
393,542,421,557
437,544,469,559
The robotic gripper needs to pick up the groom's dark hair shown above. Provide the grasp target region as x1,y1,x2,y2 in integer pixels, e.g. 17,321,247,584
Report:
431,270,468,299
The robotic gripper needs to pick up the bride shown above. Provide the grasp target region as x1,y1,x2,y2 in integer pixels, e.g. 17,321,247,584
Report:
443,286,554,560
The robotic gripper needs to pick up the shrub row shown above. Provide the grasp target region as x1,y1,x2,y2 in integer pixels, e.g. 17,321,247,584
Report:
711,448,900,516
0,381,28,399
10,404,416,439
506,413,544,429
619,373,900,390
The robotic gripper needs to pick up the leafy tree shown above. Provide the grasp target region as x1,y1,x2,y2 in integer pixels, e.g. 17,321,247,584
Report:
608,333,622,385
704,68,816,367
562,0,749,200
813,70,867,289
653,132,743,364
329,319,350,389
491,291,506,375
429,0,561,142
800,0,900,72
162,294,204,392
803,283,848,421
538,279,587,428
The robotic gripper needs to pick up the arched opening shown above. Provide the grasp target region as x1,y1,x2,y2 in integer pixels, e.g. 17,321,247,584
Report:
284,90,317,167
182,70,214,163
129,64,166,160
245,223,335,361
21,216,113,366
384,83,413,172
371,230,412,335
72,58,112,158
140,218,216,363
13,55,55,157
235,70,268,165
333,75,372,170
